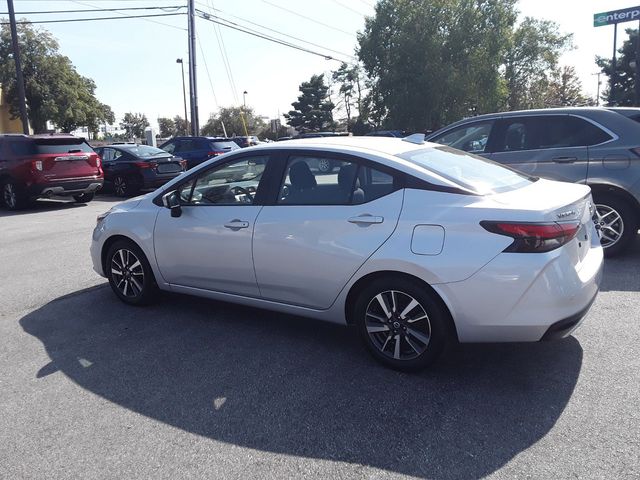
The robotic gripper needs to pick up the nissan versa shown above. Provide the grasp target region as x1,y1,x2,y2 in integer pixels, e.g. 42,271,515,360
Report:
91,137,603,370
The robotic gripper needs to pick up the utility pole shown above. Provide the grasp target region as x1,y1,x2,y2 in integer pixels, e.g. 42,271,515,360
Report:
7,0,29,134
176,58,189,135
187,0,199,136
592,72,602,106
611,23,618,105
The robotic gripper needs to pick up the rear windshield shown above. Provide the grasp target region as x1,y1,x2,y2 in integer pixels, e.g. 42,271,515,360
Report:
10,139,94,156
210,141,239,151
120,145,168,157
398,145,534,194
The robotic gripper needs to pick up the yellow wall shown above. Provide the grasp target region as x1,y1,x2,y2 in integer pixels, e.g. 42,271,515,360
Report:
0,86,31,134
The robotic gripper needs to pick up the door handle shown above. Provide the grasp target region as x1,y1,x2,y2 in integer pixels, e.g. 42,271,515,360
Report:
224,220,249,229
348,215,384,225
552,156,578,163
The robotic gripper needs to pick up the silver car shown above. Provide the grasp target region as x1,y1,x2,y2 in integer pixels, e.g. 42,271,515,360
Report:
426,107,640,256
91,137,603,371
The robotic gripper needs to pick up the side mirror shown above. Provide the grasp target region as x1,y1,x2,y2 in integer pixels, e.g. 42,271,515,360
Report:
162,190,182,218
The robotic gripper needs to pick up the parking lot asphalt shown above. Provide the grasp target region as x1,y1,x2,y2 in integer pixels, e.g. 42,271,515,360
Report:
1,196,639,480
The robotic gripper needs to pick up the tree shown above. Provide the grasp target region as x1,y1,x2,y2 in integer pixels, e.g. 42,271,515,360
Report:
544,66,591,107
284,74,335,133
201,107,266,137
173,115,190,136
0,21,113,133
504,17,573,110
358,0,517,131
597,28,637,106
157,117,176,137
332,63,364,129
120,112,149,139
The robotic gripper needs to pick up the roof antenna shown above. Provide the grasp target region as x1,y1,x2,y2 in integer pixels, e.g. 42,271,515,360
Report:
402,133,425,145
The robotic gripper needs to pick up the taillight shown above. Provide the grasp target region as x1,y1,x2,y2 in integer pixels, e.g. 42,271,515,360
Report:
480,221,580,253
134,161,157,169
179,159,187,169
33,160,43,171
95,156,101,168
207,151,223,157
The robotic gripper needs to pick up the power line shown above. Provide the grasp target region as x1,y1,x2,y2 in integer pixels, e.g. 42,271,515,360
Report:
329,0,367,16
70,0,185,31
1,12,185,25
196,9,344,62
261,0,355,38
195,1,356,62
0,5,184,15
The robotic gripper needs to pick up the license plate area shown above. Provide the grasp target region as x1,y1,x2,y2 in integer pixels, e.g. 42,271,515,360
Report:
156,163,181,173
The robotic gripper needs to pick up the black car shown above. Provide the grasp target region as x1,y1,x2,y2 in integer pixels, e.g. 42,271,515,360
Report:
95,144,186,197
159,136,240,169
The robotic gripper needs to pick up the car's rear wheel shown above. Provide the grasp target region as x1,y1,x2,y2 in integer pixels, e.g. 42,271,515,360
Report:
106,239,158,305
113,175,139,197
317,158,333,173
593,194,638,257
353,277,450,371
1,180,29,210
73,192,95,203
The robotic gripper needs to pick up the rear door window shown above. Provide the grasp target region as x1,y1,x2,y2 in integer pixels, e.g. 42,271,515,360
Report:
429,121,495,154
495,115,613,152
210,141,240,152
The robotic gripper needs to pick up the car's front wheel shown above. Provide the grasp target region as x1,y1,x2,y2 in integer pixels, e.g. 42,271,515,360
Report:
593,194,638,257
353,276,450,371
106,239,158,305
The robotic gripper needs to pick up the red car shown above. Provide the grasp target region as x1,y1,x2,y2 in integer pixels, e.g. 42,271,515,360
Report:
0,134,103,210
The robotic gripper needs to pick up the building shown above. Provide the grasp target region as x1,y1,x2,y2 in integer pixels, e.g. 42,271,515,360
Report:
0,85,32,134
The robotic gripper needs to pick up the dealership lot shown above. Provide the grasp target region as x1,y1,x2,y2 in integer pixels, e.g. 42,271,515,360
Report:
1,196,639,479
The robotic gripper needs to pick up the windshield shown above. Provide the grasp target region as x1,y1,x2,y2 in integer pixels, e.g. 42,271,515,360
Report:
398,145,534,194
121,145,169,157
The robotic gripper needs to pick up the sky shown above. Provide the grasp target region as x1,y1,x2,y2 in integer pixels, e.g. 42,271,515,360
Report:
3,0,635,131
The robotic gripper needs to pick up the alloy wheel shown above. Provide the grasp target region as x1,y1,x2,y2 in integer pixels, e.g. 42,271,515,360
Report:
594,204,624,249
317,159,332,173
114,177,126,196
110,248,144,297
3,183,16,209
365,290,431,361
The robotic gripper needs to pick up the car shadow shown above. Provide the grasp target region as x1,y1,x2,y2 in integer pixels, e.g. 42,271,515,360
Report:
600,234,640,292
20,286,583,479
0,195,122,217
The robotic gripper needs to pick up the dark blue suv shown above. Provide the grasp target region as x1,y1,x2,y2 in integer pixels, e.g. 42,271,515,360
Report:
159,136,240,169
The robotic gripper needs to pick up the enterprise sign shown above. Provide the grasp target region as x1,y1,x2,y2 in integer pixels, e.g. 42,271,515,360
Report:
594,6,640,27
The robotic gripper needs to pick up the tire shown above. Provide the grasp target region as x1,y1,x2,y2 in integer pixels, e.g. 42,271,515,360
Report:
593,194,639,257
317,158,333,173
73,192,95,203
113,175,139,197
352,276,451,371
1,179,29,210
105,239,158,306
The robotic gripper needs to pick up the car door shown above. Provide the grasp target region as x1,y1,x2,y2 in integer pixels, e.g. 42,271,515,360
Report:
490,115,589,183
252,152,404,309
153,154,271,296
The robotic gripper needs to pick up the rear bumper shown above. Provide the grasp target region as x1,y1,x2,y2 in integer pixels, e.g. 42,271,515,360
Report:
540,293,597,341
28,179,103,197
433,240,604,343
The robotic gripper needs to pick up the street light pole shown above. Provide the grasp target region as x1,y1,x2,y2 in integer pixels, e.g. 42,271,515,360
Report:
187,0,199,135
243,90,248,109
176,59,189,135
7,0,29,134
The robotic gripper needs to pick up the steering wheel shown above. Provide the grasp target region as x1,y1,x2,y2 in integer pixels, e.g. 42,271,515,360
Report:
230,186,253,202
